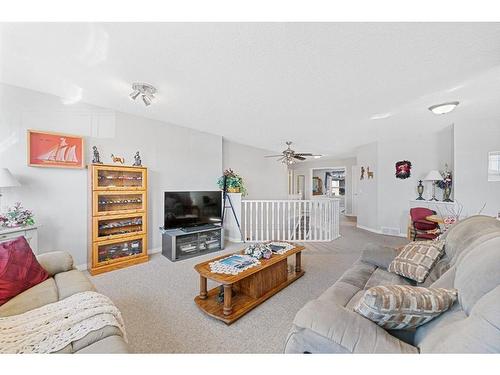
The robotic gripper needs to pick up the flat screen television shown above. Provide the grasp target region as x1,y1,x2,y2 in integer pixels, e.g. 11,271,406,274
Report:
164,191,222,229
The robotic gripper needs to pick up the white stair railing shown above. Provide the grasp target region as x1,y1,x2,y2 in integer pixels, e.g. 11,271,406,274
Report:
242,199,340,242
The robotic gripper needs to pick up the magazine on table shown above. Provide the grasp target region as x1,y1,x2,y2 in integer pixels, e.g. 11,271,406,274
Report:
218,255,258,269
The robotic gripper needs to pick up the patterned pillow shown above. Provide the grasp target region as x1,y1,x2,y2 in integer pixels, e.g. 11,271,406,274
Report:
388,241,444,282
354,285,457,329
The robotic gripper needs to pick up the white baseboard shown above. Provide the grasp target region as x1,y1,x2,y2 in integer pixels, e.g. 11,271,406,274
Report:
356,224,406,238
77,246,162,271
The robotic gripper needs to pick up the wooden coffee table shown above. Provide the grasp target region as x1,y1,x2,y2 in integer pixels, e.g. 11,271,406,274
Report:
194,243,305,325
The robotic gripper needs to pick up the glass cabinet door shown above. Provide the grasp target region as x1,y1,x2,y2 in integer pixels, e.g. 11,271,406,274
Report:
93,191,146,216
94,235,146,265
93,213,146,242
93,165,146,190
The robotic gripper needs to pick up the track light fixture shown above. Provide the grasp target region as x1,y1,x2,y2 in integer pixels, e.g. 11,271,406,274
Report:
129,83,156,107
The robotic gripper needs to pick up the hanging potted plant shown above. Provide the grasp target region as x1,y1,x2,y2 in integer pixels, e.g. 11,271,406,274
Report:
217,169,247,196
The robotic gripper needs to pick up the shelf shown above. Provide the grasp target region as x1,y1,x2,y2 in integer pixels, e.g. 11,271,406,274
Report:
89,164,148,275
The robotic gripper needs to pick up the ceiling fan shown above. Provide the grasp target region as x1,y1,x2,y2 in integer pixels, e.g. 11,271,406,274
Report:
264,141,322,166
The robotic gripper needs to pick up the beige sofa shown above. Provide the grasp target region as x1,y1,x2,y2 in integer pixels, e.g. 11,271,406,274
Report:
0,251,129,353
285,215,500,353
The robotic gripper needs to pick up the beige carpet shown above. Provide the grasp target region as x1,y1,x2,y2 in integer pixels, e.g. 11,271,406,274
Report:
88,217,407,353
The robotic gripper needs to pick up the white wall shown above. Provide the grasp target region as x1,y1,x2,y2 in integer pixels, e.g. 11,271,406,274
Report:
355,126,454,235
454,120,500,217
290,157,356,213
377,126,453,234
222,139,288,200
0,84,223,266
356,142,379,230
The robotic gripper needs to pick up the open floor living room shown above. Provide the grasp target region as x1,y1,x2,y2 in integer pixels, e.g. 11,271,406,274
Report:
1,2,499,373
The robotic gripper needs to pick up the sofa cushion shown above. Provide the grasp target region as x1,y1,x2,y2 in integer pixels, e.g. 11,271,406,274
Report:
54,270,95,300
75,335,130,354
293,299,418,353
454,236,500,315
53,326,125,353
441,215,500,268
0,236,49,306
354,285,457,329
418,286,500,353
388,241,443,283
0,277,58,317
36,251,74,276
360,244,399,269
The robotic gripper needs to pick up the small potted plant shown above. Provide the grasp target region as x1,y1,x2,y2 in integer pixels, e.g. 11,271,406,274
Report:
217,169,247,196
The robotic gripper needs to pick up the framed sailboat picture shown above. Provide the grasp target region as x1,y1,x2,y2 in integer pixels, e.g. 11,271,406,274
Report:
27,130,84,168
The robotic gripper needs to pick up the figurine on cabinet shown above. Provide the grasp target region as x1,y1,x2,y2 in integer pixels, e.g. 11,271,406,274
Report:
132,151,142,166
92,146,103,164
111,154,125,164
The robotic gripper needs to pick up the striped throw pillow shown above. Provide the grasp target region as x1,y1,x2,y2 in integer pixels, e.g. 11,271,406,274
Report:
354,285,457,329
388,241,443,282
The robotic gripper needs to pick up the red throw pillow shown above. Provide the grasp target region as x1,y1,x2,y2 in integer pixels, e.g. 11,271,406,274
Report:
0,236,49,306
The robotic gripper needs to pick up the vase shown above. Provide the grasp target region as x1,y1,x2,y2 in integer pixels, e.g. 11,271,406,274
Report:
443,186,453,202
227,187,240,193
416,180,424,200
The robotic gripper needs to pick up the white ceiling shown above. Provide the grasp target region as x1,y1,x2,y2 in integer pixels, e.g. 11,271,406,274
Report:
1,23,500,156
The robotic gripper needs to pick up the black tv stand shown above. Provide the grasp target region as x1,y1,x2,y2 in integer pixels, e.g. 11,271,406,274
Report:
181,224,219,233
161,226,224,262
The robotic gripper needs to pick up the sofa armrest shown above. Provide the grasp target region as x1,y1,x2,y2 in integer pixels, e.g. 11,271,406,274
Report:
360,243,399,270
292,299,418,353
36,251,74,276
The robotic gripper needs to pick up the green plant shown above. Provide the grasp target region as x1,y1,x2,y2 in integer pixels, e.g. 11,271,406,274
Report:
217,169,247,196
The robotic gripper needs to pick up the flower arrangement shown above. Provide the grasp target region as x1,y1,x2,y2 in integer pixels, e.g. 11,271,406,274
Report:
437,164,452,189
0,202,35,228
244,243,273,260
217,169,247,196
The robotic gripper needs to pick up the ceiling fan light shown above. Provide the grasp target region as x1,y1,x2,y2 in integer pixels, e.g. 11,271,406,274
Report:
428,101,459,115
313,155,322,159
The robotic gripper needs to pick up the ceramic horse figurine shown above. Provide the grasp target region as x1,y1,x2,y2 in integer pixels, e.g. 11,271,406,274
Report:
111,154,125,164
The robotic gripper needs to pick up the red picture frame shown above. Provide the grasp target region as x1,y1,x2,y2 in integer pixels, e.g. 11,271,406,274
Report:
27,129,85,169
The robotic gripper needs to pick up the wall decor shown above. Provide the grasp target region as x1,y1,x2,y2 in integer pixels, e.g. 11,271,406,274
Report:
360,166,365,180
27,129,84,168
111,154,125,164
312,177,323,195
367,166,374,179
395,160,412,179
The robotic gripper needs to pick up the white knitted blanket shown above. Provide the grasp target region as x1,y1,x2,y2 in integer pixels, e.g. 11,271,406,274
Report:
0,291,126,354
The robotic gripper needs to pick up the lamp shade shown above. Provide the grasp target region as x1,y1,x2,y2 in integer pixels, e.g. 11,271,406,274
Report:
0,168,21,188
423,170,443,181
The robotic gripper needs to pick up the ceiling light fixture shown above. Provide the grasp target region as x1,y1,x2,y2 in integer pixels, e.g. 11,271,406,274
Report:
129,83,157,107
428,101,459,115
370,112,392,120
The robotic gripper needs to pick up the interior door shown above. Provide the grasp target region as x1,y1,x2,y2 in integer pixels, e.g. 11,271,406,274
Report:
351,165,359,216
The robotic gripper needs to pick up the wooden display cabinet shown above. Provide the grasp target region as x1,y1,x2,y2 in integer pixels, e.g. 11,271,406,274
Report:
89,164,148,275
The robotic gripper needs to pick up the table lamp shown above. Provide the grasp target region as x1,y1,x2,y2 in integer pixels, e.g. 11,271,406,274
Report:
423,170,443,201
0,168,21,212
